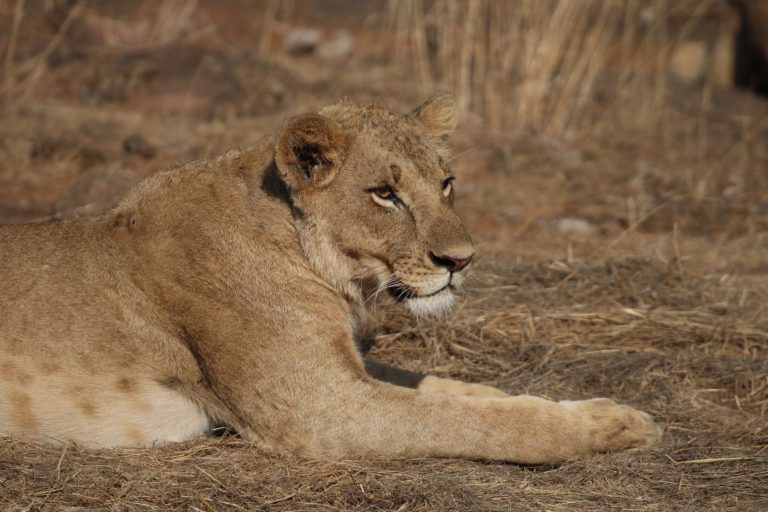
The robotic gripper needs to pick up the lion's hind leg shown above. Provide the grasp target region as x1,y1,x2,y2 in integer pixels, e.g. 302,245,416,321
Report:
0,372,211,448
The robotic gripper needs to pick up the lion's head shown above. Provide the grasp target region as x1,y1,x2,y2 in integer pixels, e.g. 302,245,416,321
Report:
274,94,473,317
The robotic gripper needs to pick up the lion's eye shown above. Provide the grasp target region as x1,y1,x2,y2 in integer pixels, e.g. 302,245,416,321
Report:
370,186,401,208
442,177,455,198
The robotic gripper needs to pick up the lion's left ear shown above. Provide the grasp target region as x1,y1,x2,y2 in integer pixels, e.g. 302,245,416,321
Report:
275,114,349,191
412,92,458,148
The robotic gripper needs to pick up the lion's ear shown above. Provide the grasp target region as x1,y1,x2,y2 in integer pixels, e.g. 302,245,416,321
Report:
275,114,349,190
412,92,458,146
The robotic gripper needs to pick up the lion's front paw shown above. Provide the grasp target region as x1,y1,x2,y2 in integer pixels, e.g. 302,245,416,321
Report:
561,398,662,455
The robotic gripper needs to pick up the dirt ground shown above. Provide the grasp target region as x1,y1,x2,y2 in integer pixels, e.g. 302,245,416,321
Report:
1,1,767,510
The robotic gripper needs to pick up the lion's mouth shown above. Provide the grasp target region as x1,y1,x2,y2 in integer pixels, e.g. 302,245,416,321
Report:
387,281,453,302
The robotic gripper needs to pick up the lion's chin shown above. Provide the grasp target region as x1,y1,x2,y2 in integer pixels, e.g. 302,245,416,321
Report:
404,288,455,318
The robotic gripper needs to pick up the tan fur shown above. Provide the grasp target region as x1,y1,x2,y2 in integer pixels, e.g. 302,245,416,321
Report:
417,376,511,398
0,95,661,462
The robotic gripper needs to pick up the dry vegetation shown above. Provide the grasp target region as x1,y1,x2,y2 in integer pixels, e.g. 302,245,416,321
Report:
1,0,768,510
387,0,725,138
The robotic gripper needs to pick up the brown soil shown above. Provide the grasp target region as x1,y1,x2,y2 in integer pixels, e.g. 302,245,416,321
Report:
1,2,767,510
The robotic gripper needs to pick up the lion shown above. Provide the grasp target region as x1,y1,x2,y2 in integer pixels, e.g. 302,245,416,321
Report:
0,94,661,463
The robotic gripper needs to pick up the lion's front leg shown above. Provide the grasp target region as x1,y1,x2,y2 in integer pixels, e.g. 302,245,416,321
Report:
235,349,661,462
364,358,509,398
187,299,660,463
417,375,510,398
261,378,662,463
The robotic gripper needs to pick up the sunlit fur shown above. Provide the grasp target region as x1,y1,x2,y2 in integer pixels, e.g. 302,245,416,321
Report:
0,94,661,462
280,95,474,324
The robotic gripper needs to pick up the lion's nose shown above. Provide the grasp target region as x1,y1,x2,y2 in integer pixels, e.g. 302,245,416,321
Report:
428,251,474,272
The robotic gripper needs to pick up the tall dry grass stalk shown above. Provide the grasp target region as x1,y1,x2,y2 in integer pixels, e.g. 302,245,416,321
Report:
385,0,713,141
1,0,202,104
258,0,296,56
1,0,89,102
149,0,198,45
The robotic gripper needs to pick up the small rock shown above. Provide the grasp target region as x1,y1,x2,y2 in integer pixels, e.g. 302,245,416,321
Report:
283,27,322,56
318,31,355,61
639,6,655,24
553,217,598,236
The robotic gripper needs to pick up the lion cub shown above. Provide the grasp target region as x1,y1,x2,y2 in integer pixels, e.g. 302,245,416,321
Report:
0,94,661,462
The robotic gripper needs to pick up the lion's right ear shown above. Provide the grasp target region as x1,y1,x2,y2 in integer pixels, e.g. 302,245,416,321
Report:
413,93,458,142
275,114,349,191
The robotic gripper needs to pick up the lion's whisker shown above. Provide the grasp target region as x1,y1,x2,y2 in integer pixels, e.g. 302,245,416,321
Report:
365,272,399,311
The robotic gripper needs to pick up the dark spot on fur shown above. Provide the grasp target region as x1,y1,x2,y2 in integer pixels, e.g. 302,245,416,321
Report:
6,338,25,356
76,399,97,417
40,361,61,375
0,361,33,384
116,377,137,393
157,375,183,390
0,361,17,381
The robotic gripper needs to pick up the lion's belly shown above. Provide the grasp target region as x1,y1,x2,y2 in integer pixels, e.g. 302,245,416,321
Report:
0,367,211,447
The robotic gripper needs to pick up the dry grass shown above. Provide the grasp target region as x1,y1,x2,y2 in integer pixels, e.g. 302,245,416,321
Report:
1,1,768,510
1,0,88,102
384,0,751,148
2,259,767,510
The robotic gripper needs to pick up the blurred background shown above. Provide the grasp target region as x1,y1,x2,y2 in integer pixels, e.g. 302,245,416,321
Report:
2,2,768,510
1,1,767,242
